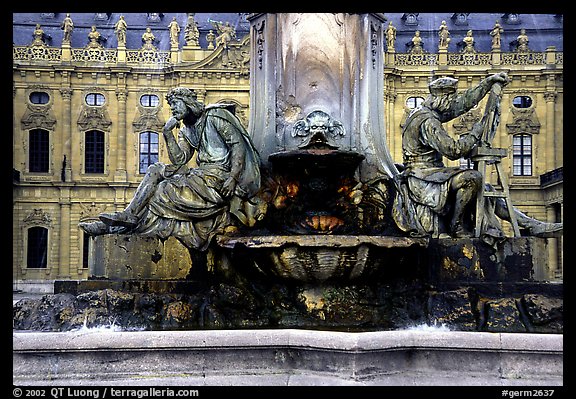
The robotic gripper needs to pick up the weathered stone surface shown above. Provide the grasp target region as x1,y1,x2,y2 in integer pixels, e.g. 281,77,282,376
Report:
521,293,563,333
427,237,547,282
90,235,192,280
427,288,478,331
481,297,526,332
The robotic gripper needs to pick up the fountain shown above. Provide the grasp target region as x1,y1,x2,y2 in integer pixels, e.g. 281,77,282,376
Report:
13,13,563,386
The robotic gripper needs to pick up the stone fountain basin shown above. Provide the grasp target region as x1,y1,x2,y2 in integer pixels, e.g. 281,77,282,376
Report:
215,235,429,282
269,149,365,173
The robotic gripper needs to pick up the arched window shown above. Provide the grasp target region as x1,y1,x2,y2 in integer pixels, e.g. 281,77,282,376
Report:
29,129,50,173
27,226,48,269
513,134,532,176
85,130,105,173
139,131,159,173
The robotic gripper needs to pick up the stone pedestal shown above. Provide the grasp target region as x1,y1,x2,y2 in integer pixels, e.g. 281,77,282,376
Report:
181,45,206,62
88,234,191,280
37,235,562,334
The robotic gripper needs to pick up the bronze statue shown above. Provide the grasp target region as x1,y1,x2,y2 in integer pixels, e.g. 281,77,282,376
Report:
80,87,265,251
392,73,562,241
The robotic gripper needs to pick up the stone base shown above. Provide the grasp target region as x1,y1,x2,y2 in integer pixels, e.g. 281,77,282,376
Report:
89,235,192,279
14,235,561,333
13,329,563,386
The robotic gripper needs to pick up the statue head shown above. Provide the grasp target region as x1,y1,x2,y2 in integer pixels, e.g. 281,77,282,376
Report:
166,87,204,121
428,77,458,95
425,77,459,113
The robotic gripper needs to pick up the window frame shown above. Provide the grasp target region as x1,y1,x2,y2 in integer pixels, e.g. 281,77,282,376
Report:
28,128,50,173
84,130,106,174
29,91,50,105
406,96,424,109
139,94,160,108
512,95,533,109
512,133,533,176
85,92,106,107
26,226,49,269
138,131,160,174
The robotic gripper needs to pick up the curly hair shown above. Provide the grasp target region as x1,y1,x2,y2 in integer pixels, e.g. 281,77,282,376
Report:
165,87,205,117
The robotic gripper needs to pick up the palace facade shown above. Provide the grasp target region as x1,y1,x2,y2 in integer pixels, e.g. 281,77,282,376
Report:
13,13,563,292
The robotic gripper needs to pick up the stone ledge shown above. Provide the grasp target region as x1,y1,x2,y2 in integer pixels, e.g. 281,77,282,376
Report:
13,329,563,386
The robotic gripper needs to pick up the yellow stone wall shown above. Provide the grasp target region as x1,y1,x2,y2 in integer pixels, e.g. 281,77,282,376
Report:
13,30,563,286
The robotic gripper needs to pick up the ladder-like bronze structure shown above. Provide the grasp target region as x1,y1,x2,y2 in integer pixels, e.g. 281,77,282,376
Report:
470,146,520,237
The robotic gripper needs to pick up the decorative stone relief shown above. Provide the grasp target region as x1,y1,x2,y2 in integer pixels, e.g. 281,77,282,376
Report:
23,209,52,227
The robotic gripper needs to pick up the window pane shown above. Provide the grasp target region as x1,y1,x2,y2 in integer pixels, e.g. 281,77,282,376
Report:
140,94,159,107
512,96,532,108
82,232,90,268
85,130,105,173
512,134,532,176
406,96,424,109
29,129,49,173
29,91,49,104
86,93,105,106
27,226,47,268
139,132,159,173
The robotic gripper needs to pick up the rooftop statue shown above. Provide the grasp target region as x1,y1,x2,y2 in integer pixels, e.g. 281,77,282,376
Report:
385,21,396,51
462,30,475,53
438,20,450,49
210,20,236,49
410,30,424,53
392,73,562,242
184,13,200,46
60,13,73,43
141,27,156,50
80,87,266,252
168,17,180,46
114,15,128,46
490,20,504,49
87,26,103,48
